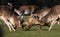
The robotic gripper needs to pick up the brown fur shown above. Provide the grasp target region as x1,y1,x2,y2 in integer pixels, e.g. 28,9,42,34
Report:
14,5,37,16
0,5,21,31
23,5,60,31
39,5,60,31
22,7,51,30
22,16,42,30
33,7,51,20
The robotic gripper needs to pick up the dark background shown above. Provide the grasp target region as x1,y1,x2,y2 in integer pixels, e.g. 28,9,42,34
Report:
0,0,60,8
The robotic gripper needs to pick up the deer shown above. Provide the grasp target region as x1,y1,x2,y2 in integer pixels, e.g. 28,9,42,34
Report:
21,7,51,30
22,16,41,30
22,5,60,31
38,5,60,31
0,5,21,32
14,5,37,19
32,7,51,20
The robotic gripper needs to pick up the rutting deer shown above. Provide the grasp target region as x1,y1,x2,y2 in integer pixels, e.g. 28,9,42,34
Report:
39,5,60,31
21,7,51,30
0,5,21,32
14,5,37,19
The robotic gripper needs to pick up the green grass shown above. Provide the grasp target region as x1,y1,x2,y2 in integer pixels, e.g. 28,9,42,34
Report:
2,24,60,37
0,16,60,37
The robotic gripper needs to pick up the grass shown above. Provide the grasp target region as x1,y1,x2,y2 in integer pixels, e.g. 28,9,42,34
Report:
0,16,60,37
2,24,60,37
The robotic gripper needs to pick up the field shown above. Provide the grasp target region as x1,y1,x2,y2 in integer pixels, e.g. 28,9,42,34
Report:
0,16,60,37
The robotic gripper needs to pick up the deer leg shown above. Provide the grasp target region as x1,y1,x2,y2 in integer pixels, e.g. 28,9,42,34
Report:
3,18,15,31
8,22,15,31
3,20,12,31
57,21,60,25
48,20,57,31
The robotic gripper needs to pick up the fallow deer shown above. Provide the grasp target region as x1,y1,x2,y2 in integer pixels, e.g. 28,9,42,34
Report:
32,7,51,20
0,5,21,31
39,5,60,31
14,5,37,19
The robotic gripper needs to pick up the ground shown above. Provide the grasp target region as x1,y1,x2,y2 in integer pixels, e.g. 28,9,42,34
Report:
0,16,60,37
